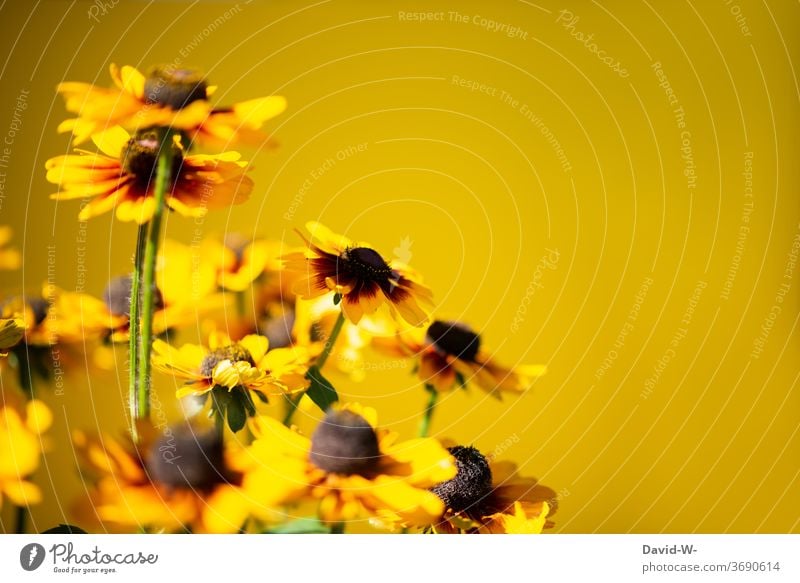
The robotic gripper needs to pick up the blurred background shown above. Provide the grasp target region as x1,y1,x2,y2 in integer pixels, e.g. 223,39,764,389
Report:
0,0,797,533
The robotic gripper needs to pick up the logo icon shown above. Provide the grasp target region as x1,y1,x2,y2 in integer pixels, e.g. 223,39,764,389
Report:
19,543,46,571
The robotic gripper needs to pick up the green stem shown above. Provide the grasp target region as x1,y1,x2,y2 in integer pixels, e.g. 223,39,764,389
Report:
137,129,175,423
128,223,147,442
15,505,27,534
283,310,346,426
236,291,246,318
16,346,34,399
316,310,345,369
330,522,345,534
418,385,438,438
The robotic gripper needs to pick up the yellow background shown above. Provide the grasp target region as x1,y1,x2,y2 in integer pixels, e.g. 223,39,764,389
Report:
0,0,798,533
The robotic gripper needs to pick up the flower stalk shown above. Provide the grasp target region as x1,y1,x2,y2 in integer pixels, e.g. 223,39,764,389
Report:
418,384,438,438
128,223,146,441
283,309,345,426
133,128,176,431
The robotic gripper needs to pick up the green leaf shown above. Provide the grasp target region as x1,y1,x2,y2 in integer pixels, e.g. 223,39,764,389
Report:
226,396,247,432
305,365,338,412
265,517,330,534
42,524,88,534
253,390,270,404
332,293,342,305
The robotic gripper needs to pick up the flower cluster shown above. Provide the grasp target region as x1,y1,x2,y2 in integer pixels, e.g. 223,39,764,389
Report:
1,61,555,536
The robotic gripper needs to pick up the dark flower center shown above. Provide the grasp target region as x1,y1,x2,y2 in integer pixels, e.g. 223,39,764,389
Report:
425,321,481,362
342,247,393,282
121,131,184,188
222,233,250,266
103,274,164,317
145,424,226,490
258,308,295,349
431,445,493,514
144,66,208,109
309,410,381,476
200,344,255,376
25,296,49,326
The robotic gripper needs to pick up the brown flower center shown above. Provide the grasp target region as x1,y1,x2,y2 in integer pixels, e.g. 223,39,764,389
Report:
425,321,481,362
430,445,493,514
144,66,208,109
258,308,295,349
145,424,226,490
103,274,164,317
200,344,254,376
121,131,184,188
309,410,380,476
342,247,393,282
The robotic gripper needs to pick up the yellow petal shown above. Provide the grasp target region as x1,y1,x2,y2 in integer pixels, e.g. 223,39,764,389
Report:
25,400,52,434
3,480,41,506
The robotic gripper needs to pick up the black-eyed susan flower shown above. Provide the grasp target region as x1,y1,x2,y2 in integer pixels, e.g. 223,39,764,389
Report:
293,294,395,381
46,126,253,223
374,319,546,395
204,233,287,293
57,63,286,147
0,318,25,356
151,331,309,431
428,445,555,534
0,226,21,270
72,421,262,533
241,404,456,527
0,397,51,511
284,222,433,326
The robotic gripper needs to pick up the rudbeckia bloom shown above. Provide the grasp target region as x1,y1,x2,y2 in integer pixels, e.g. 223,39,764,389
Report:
0,398,51,510
46,126,253,223
429,445,555,534
374,319,546,394
284,222,433,326
57,63,286,146
204,234,287,293
0,318,25,356
151,331,309,431
0,226,21,270
241,404,456,526
72,422,258,533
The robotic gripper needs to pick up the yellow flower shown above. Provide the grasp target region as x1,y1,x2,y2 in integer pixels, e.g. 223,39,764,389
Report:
0,318,25,356
94,274,224,344
293,294,395,381
203,234,287,292
46,126,253,223
427,445,555,534
374,319,546,395
241,404,456,527
284,222,433,326
57,63,286,146
72,422,253,533
151,331,309,431
1,293,56,347
0,226,21,270
0,399,51,510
